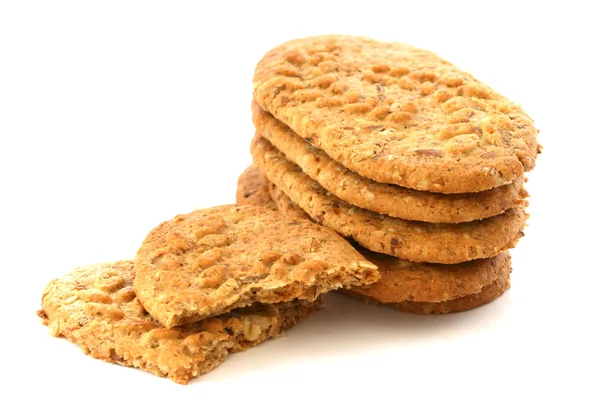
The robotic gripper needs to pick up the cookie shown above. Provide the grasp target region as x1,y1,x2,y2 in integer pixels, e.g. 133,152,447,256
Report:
251,133,527,264
253,35,540,193
235,166,512,314
236,165,277,211
134,204,379,328
348,248,511,303
37,260,320,384
253,102,527,223
343,266,511,314
262,177,511,302
268,174,311,220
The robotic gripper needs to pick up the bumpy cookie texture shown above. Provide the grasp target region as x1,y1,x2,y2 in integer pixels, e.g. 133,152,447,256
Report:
252,134,527,264
253,35,540,193
349,249,511,303
343,266,511,314
235,166,511,315
134,205,379,328
37,261,320,384
236,165,278,211
253,102,527,223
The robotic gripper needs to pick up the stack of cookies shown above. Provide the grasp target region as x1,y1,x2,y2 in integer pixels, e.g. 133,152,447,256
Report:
38,34,540,385
38,205,379,383
244,35,540,314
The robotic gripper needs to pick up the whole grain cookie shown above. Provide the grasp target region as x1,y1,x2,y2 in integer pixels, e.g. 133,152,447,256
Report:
252,134,527,264
235,166,512,314
348,248,511,303
253,35,540,193
134,204,379,328
236,165,277,211
343,266,511,314
37,260,320,384
253,102,527,223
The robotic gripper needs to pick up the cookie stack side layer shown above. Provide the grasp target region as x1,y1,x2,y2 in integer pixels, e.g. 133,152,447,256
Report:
251,134,526,264
236,166,512,314
38,260,320,384
253,35,540,193
253,102,528,223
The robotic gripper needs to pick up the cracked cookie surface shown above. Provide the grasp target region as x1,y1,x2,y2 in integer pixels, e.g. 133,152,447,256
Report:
251,134,527,264
134,204,379,328
38,260,320,384
253,35,540,193
253,102,527,223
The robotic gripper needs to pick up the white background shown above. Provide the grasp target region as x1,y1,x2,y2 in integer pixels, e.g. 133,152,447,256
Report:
1,1,599,398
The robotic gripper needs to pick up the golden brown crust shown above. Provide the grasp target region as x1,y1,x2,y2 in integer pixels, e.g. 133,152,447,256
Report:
268,181,311,221
236,165,278,211
349,249,510,303
236,165,310,220
251,134,527,264
38,260,320,384
253,35,539,193
134,204,379,328
235,165,512,312
253,102,527,223
343,266,511,314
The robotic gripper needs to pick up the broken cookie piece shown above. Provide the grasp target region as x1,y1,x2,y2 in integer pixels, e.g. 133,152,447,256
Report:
134,204,379,328
38,260,320,384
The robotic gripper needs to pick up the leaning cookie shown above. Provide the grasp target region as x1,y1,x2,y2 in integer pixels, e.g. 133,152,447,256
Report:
236,165,277,211
37,260,320,384
134,204,379,328
252,134,527,264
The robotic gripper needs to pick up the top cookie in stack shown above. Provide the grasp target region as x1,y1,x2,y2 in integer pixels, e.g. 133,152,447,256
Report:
251,35,540,266
253,35,540,195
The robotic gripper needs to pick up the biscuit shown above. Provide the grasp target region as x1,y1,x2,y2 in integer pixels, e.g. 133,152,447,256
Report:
253,102,527,223
253,35,540,193
236,166,512,313
134,204,379,328
264,177,511,303
268,174,311,220
348,248,511,303
343,266,511,314
236,165,277,211
251,134,527,264
37,260,320,384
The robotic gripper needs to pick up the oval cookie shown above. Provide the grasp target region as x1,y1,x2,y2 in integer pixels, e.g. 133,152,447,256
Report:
253,35,540,193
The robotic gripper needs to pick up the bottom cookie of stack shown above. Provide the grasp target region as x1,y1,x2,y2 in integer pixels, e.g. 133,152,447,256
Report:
237,165,512,314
